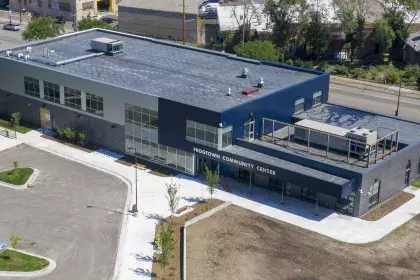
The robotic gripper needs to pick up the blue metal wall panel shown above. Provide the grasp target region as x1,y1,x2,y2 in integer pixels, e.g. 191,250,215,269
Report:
220,73,330,141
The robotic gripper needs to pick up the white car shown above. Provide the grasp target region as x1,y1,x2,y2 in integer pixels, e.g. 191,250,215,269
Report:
3,23,20,31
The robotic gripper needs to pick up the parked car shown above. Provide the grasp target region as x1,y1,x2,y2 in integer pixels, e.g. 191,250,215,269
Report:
3,23,20,31
0,241,5,252
101,17,116,24
55,16,65,24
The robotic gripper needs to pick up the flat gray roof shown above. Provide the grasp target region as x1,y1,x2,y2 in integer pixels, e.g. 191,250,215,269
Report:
3,29,317,112
295,103,420,145
224,145,350,185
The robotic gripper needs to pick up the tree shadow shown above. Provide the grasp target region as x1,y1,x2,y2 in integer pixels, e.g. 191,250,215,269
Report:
130,267,156,277
182,196,203,203
0,256,10,261
144,213,164,222
135,253,155,263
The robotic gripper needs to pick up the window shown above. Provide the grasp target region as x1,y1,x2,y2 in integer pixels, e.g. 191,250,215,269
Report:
82,1,93,9
37,0,42,7
86,93,103,116
24,76,40,97
64,87,81,110
125,104,158,131
59,1,71,11
43,81,60,103
24,0,27,5
222,126,233,148
186,120,218,149
405,160,411,186
28,0,32,3
48,0,51,8
295,97,305,113
368,180,380,208
312,90,322,107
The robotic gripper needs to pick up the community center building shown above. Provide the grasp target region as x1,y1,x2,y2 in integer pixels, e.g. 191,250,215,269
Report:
1,29,420,217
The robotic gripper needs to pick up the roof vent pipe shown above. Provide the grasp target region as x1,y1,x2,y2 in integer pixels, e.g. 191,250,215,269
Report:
257,77,264,88
242,68,249,78
18,53,24,60
5,51,12,57
24,55,30,62
26,47,32,53
226,88,231,96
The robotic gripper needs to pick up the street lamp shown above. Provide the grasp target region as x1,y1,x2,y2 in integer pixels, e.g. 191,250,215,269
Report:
126,146,138,213
395,78,402,117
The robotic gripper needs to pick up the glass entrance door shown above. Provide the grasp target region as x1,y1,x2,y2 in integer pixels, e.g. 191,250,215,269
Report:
40,108,52,130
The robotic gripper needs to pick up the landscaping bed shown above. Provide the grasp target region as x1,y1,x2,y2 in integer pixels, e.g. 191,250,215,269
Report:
361,191,415,221
151,199,224,280
0,168,33,185
0,119,32,134
41,134,94,153
412,179,420,189
0,249,49,272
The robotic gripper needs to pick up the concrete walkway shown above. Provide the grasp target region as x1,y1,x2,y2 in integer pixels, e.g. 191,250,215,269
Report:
1,130,420,280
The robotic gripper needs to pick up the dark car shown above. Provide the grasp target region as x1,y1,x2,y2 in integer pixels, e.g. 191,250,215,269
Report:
55,16,65,24
101,17,115,24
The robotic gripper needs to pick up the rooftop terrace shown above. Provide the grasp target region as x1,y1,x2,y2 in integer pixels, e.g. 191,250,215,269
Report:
2,29,318,112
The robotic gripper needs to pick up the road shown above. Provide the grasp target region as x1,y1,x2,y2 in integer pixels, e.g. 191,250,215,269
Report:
329,83,420,122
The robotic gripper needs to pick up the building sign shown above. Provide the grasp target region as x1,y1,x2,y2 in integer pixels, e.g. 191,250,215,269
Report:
193,147,276,176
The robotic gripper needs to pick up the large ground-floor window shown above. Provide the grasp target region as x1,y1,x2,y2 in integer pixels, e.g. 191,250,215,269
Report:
368,180,380,208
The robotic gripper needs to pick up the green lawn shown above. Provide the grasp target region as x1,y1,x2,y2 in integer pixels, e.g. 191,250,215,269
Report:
0,249,49,272
412,179,420,188
0,168,34,185
0,119,32,134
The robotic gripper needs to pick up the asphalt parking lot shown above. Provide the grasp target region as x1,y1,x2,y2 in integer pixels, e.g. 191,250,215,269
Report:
0,144,127,280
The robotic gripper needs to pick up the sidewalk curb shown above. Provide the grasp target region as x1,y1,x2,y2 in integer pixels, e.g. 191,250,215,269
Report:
18,133,133,280
0,248,56,278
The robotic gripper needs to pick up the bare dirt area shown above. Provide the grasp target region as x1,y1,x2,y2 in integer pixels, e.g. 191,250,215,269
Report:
361,191,415,221
187,205,420,280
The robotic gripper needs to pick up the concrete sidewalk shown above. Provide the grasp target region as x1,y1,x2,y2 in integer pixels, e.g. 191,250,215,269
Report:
3,130,420,280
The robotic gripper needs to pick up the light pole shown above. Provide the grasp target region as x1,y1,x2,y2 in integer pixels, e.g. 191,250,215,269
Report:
127,146,138,213
395,78,402,117
19,0,22,23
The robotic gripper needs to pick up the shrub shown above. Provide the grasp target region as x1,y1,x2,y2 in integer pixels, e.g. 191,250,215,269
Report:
10,112,20,128
78,132,86,146
384,68,401,84
331,65,350,76
403,65,420,85
67,128,76,143
285,59,294,66
351,68,366,79
12,160,19,168
233,41,280,61
56,126,64,139
294,59,304,67
62,127,71,141
316,62,328,72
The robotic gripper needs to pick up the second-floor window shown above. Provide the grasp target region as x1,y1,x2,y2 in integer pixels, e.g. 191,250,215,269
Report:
186,120,218,149
294,97,305,113
24,76,40,97
86,93,104,116
313,90,322,107
44,81,60,103
64,87,81,110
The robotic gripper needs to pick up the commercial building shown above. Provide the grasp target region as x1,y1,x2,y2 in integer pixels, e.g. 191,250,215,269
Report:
118,0,199,42
8,0,99,22
1,29,419,217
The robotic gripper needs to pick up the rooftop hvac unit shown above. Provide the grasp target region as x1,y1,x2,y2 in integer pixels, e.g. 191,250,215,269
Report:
90,38,124,56
346,127,378,156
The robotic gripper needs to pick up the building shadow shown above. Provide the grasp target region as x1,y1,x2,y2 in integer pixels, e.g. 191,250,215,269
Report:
176,174,336,222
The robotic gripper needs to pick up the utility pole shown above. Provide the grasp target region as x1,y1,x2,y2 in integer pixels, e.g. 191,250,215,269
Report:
182,0,186,44
19,0,22,23
395,78,402,117
242,4,246,45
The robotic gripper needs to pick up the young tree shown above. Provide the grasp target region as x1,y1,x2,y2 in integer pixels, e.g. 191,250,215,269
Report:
305,2,332,61
205,165,220,201
22,17,64,41
371,19,396,56
165,179,180,218
234,41,280,61
332,0,374,61
265,0,309,49
10,234,21,258
77,16,115,31
12,160,19,169
10,112,20,130
157,223,174,280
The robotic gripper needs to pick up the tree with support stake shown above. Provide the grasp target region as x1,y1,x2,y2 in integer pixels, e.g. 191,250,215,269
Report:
205,164,219,201
165,179,180,221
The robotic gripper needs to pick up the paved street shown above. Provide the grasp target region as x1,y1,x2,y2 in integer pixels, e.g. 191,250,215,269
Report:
329,83,420,121
0,144,127,280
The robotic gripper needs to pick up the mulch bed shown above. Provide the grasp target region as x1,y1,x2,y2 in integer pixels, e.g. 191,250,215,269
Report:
41,134,94,153
151,199,224,280
361,191,415,221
